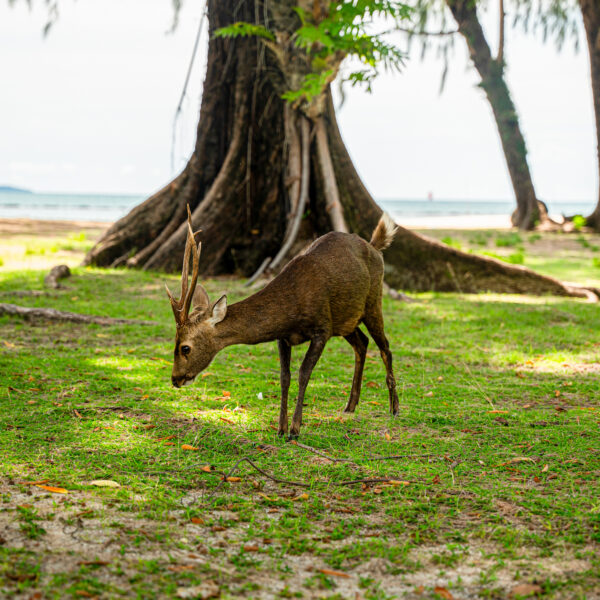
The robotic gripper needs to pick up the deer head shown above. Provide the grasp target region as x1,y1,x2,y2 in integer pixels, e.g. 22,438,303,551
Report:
166,207,228,388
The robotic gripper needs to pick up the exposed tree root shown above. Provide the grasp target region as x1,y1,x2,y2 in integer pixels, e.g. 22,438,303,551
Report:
44,265,71,289
270,113,311,271
0,304,157,326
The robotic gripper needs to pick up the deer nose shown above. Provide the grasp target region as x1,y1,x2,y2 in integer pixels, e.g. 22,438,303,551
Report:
171,375,183,388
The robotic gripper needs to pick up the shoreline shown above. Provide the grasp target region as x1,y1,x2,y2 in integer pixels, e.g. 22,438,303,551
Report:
0,214,513,235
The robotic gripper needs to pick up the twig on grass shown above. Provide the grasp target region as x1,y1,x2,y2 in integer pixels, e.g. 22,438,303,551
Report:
208,456,310,498
337,477,414,486
205,455,417,499
290,440,442,464
290,440,353,463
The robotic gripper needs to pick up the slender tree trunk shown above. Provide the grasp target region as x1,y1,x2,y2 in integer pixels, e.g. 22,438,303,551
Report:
580,0,600,230
446,0,544,230
84,0,592,299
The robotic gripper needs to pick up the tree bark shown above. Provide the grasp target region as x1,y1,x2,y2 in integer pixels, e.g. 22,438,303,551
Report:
445,0,544,230
580,0,600,231
84,0,592,298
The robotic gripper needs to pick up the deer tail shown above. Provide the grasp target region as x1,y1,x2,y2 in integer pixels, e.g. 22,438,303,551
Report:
369,213,398,251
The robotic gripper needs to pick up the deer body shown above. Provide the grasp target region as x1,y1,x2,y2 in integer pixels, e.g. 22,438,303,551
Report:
167,210,399,438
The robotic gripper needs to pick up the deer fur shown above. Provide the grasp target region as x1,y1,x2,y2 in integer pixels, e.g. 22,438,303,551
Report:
166,208,400,439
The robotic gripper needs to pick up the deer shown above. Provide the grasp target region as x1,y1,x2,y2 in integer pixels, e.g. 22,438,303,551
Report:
166,208,400,439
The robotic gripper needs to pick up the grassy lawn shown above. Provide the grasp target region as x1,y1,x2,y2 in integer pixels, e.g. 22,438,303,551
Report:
1,226,599,599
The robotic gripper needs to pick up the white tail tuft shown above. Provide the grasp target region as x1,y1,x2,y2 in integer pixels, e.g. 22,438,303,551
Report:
369,213,398,251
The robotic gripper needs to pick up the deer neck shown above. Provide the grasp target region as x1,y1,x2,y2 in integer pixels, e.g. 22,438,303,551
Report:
213,294,283,349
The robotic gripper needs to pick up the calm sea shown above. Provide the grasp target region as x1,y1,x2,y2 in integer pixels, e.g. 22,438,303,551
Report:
0,191,594,224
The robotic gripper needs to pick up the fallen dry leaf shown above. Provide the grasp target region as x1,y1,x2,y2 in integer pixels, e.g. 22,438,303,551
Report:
201,465,213,472
434,587,454,600
225,476,241,482
36,484,68,494
292,493,309,501
243,544,259,552
505,457,535,465
510,583,542,598
222,390,231,397
168,565,195,573
258,493,278,502
318,568,351,578
164,442,175,446
190,517,205,525
181,444,199,451
157,435,176,441
73,409,83,418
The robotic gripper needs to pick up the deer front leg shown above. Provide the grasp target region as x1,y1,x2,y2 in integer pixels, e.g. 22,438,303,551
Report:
277,339,291,437
289,335,327,440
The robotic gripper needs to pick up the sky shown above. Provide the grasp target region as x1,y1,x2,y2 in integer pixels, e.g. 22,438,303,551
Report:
0,0,597,211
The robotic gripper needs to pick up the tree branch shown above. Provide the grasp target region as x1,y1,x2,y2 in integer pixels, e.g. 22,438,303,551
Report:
497,0,505,64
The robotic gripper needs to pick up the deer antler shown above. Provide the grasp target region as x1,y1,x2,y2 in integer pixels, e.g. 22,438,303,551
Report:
165,205,201,326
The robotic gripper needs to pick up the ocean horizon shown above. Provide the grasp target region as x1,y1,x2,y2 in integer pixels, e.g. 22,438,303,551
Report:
0,190,595,225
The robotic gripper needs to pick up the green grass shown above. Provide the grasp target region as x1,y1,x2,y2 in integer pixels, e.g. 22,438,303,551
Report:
1,235,600,598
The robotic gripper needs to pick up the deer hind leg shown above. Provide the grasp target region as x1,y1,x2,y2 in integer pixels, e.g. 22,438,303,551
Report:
343,328,369,413
277,339,291,437
363,308,399,416
289,335,327,439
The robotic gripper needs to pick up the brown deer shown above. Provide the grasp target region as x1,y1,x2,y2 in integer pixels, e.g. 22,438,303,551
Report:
166,210,400,439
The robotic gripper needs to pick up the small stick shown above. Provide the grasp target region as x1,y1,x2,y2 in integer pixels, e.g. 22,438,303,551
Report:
337,478,414,486
290,441,353,463
209,457,309,498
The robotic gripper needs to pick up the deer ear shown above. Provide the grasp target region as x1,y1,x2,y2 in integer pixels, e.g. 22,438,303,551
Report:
209,295,227,325
192,285,210,315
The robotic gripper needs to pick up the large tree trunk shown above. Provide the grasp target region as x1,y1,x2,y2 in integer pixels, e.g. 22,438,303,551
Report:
581,0,600,231
84,0,591,298
445,0,546,231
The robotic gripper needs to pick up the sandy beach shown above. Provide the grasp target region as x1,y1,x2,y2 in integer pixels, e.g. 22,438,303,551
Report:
0,218,109,271
0,213,511,236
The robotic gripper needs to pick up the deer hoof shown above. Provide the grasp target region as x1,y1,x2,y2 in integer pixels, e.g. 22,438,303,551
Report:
286,433,299,442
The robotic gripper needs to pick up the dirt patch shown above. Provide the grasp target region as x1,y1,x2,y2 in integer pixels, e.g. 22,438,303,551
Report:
1,477,597,599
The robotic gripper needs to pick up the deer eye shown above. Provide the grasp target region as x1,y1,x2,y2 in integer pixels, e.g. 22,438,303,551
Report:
180,345,191,356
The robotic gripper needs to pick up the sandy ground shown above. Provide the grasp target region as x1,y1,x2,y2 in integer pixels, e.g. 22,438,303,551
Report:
0,218,109,270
